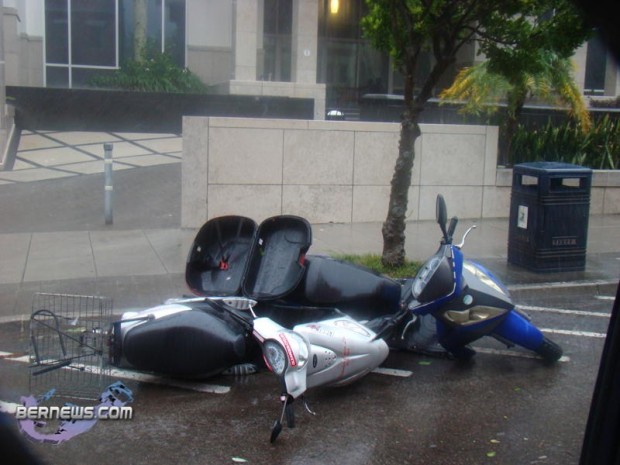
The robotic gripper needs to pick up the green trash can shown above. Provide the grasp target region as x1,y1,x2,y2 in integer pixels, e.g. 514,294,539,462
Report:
507,162,592,272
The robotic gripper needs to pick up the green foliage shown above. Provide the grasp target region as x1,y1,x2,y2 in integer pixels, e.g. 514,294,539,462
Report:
441,55,590,126
360,0,589,267
332,253,421,279
89,51,208,93
480,2,591,79
511,116,620,169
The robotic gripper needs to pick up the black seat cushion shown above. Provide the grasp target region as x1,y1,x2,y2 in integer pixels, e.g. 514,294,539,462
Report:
301,256,401,320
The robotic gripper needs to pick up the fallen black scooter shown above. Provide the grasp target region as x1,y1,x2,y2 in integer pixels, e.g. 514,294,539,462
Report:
110,197,561,379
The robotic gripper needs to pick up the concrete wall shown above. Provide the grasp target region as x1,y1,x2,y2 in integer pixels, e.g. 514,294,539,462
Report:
182,117,620,228
3,7,43,87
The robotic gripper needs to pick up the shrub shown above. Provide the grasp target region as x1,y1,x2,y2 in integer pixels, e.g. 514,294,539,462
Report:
511,116,620,169
89,51,208,93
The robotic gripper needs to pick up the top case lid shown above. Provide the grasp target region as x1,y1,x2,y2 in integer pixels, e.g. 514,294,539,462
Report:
185,215,257,296
243,215,312,300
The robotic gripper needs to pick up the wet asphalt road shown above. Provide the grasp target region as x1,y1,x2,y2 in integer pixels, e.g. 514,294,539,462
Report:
0,283,615,465
1,162,617,464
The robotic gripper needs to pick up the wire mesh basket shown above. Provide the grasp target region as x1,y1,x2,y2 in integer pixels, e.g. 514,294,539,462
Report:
29,293,113,401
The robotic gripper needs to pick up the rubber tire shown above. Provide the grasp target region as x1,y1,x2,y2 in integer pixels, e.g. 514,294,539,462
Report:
536,337,563,363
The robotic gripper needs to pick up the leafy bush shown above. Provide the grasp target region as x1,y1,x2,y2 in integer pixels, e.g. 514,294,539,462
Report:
511,116,620,169
89,51,208,93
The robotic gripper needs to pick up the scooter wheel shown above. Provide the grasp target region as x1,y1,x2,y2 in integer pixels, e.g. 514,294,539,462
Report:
536,337,563,363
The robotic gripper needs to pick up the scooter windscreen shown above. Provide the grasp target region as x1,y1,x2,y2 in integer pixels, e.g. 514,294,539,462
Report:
411,247,455,303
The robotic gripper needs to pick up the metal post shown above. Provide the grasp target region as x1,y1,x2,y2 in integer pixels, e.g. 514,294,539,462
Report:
104,143,113,224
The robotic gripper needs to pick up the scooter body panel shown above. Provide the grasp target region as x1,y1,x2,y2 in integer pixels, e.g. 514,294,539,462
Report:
111,301,253,378
491,310,545,351
294,317,389,390
408,239,548,357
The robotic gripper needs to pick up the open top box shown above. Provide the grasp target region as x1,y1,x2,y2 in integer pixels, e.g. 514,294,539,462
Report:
186,215,312,300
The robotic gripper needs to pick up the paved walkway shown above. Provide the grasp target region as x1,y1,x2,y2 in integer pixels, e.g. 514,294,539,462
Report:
0,131,618,320
0,130,182,185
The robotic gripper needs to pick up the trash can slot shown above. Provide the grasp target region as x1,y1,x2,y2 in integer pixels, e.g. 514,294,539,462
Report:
549,176,589,192
516,174,539,188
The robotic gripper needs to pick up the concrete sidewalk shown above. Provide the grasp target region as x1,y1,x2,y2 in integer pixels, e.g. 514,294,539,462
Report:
0,215,618,320
0,131,618,320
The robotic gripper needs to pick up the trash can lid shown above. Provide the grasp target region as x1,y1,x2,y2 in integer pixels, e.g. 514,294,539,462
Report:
514,161,592,174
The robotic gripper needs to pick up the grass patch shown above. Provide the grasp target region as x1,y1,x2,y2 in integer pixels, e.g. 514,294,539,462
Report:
332,253,421,279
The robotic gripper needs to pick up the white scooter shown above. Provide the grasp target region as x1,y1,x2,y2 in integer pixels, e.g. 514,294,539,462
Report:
112,295,389,442
247,299,389,442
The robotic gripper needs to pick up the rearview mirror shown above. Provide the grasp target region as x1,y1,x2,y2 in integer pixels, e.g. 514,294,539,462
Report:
436,194,447,228
436,194,450,243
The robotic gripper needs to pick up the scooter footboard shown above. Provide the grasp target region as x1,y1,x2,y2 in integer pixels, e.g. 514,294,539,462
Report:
491,310,544,351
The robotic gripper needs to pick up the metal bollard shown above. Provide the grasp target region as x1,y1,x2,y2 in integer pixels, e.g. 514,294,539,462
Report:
104,143,113,224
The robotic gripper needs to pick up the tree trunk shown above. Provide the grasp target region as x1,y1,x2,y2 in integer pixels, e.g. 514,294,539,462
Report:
134,0,148,62
381,71,421,267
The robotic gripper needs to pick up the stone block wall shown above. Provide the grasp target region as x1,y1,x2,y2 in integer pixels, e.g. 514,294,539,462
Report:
182,117,501,227
181,117,620,228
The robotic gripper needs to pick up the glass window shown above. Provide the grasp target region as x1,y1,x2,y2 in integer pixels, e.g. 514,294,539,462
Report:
584,35,607,95
263,0,292,81
45,0,186,88
71,0,116,66
165,0,186,66
319,0,366,40
146,0,163,50
119,0,185,66
318,0,390,108
45,0,69,64
46,66,69,87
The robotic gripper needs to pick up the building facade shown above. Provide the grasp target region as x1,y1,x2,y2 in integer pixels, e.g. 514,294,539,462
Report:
2,0,619,120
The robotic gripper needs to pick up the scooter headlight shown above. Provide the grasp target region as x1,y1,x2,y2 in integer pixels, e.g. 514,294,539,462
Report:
263,332,309,376
264,340,287,376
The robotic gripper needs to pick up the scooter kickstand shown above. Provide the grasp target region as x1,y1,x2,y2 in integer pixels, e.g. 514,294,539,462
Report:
270,394,289,443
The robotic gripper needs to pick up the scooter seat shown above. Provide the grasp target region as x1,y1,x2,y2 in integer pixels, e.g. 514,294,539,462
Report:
301,256,401,319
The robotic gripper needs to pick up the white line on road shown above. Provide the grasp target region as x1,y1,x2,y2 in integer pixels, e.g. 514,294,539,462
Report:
5,355,30,363
518,305,610,318
106,367,231,394
474,347,570,363
0,400,20,415
595,296,616,301
372,367,413,377
1,351,231,395
508,279,618,292
541,328,607,338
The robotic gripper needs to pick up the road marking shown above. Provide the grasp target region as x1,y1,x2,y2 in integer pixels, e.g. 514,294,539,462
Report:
518,305,610,318
508,279,617,292
1,351,231,395
541,328,607,339
508,280,617,292
0,400,20,415
474,347,570,363
595,296,616,301
106,367,231,394
372,367,413,378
